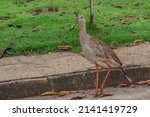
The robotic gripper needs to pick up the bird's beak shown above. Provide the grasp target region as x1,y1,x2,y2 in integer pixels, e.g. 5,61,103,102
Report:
74,12,80,20
74,12,78,16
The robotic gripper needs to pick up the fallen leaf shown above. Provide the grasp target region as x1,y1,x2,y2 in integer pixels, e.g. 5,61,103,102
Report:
41,90,79,96
58,45,72,51
94,93,113,97
41,91,61,96
60,90,79,94
0,42,14,58
136,80,150,85
59,90,79,96
126,15,137,19
32,28,40,32
71,96,86,100
133,39,144,45
117,84,135,88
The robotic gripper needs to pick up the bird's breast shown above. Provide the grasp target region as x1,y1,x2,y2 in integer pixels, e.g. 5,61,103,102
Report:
81,43,97,62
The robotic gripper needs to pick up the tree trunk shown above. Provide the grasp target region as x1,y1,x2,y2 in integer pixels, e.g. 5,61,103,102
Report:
89,0,94,27
50,0,55,12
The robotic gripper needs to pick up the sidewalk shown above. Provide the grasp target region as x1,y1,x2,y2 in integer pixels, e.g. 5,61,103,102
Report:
0,43,150,99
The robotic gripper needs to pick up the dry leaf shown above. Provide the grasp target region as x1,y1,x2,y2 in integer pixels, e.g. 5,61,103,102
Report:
41,91,61,96
60,90,78,94
136,80,150,85
71,96,86,100
41,90,78,96
59,90,79,97
133,40,144,45
94,93,113,97
126,15,137,19
117,84,135,88
58,45,72,51
0,42,14,58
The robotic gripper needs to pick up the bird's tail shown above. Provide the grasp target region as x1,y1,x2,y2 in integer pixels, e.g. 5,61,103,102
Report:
120,67,132,83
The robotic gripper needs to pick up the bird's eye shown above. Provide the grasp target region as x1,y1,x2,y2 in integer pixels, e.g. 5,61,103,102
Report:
80,16,84,19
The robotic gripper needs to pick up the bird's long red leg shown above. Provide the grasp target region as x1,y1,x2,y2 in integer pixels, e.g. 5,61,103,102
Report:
99,61,113,97
95,63,99,96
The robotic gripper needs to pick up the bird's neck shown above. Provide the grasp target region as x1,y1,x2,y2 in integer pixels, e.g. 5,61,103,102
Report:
79,22,88,40
79,22,87,34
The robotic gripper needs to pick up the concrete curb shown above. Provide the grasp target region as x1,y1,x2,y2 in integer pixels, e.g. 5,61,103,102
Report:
0,65,149,99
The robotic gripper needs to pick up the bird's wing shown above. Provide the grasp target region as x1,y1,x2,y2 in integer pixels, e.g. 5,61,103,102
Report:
89,36,122,65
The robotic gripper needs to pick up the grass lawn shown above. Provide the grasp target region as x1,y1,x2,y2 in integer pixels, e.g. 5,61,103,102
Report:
0,0,150,55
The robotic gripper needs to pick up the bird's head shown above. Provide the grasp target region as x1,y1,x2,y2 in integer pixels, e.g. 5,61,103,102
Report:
74,12,85,24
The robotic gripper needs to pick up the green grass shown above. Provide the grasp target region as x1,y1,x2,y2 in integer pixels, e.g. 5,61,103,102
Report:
0,0,150,55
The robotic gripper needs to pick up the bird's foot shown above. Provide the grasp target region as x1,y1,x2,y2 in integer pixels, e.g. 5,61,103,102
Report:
94,92,113,97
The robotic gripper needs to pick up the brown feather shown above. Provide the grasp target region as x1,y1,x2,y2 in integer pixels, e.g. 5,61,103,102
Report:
89,36,122,66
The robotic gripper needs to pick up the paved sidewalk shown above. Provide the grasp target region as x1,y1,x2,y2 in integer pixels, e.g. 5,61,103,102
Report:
0,43,150,99
0,43,149,82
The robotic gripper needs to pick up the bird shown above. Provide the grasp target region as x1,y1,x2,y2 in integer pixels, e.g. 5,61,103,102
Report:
75,12,132,97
